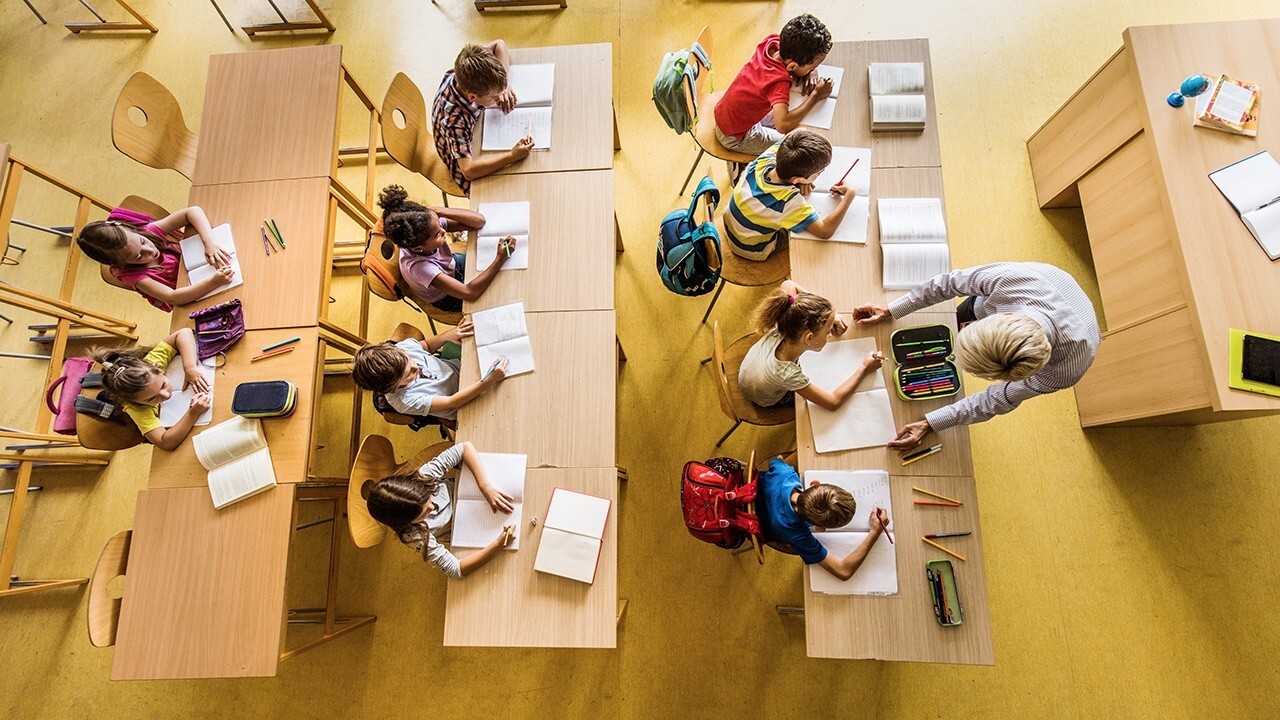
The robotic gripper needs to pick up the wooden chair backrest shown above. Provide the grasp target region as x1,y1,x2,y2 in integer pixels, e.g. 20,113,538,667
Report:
87,530,131,647
78,412,145,450
711,320,738,423
362,222,407,303
112,72,198,180
347,435,397,548
381,73,437,177
390,322,427,344
686,26,715,120
1,142,12,260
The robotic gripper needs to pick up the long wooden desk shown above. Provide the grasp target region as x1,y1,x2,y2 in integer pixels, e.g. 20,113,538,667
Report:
1027,19,1280,427
787,39,993,665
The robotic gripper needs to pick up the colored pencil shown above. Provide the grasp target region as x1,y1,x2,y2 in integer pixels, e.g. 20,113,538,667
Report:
250,346,295,362
261,225,272,255
922,537,966,561
925,531,971,539
834,158,860,188
913,486,963,504
896,340,947,347
914,499,961,506
262,336,301,352
481,359,502,381
500,527,513,548
901,445,942,466
267,219,285,249
877,508,893,544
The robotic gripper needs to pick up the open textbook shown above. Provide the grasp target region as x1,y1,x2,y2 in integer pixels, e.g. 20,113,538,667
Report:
797,336,896,452
1209,151,1280,260
804,469,897,595
534,487,612,584
474,201,531,271
792,145,872,244
472,301,535,377
158,356,216,428
179,223,243,302
879,198,951,289
869,62,927,131
790,64,845,130
481,63,555,151
192,415,276,510
451,452,527,550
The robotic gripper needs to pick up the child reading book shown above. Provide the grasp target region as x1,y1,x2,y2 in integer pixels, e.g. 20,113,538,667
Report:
89,327,210,451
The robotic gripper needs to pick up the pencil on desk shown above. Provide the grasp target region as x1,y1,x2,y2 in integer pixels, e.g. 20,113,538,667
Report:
250,346,295,362
914,499,961,507
901,445,942,466
834,157,860,188
921,537,966,562
925,531,971,539
262,336,301,352
500,527,512,547
266,219,285,249
913,486,963,504
260,225,272,255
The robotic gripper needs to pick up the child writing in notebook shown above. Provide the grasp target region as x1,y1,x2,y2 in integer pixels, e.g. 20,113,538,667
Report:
363,440,515,578
352,318,508,425
432,40,534,196
89,327,210,451
75,206,234,312
377,185,514,313
739,280,883,409
725,130,855,261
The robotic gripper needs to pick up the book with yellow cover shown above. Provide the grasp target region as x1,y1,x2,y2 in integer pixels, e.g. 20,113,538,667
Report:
1194,74,1260,137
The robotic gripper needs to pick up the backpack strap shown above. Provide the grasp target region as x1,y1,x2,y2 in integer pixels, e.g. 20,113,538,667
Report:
686,176,720,216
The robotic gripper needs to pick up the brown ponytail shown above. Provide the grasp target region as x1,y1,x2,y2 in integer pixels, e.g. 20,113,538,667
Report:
88,346,160,400
365,472,441,533
752,287,834,341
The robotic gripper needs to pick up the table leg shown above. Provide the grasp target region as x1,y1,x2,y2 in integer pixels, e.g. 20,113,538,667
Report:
612,103,621,152
616,336,627,364
614,211,624,253
616,598,628,624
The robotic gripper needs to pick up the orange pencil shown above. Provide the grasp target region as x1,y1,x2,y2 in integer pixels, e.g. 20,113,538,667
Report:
922,537,966,562
250,346,295,362
914,499,961,507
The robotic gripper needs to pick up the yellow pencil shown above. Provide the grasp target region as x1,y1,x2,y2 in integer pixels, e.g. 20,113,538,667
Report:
912,486,963,505
500,527,512,548
921,537,966,562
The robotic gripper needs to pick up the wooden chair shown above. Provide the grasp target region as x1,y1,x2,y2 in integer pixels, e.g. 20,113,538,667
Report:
66,0,157,33
77,412,145,451
362,222,463,333
87,530,131,647
681,26,759,195
475,0,567,11
701,212,790,324
381,73,466,206
347,435,454,548
112,73,198,181
234,0,335,36
700,321,795,447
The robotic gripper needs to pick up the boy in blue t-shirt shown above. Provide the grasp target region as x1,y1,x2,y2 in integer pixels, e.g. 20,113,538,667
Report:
757,458,888,580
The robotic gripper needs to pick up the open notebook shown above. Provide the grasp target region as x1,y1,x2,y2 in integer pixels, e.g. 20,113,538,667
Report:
792,145,872,244
192,415,276,510
879,197,950,289
790,64,845,130
869,62,927,131
472,301,535,377
158,356,216,428
804,469,897,595
533,487,612,584
179,223,243,302
481,63,555,151
451,452,527,550
474,201,530,271
1209,151,1280,260
797,335,896,453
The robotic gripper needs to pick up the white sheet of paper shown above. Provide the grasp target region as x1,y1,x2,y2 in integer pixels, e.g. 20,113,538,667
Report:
1210,151,1280,216
809,532,898,595
882,243,952,290
180,223,243,301
481,106,552,151
798,337,898,452
812,146,871,195
159,356,215,428
506,63,555,106
473,302,528,345
478,336,536,378
790,65,845,129
871,94,927,125
793,194,870,244
207,446,276,510
474,201,531,272
543,488,611,539
868,62,925,95
451,452,526,549
878,198,947,243
534,527,602,583
804,469,892,532
476,233,530,271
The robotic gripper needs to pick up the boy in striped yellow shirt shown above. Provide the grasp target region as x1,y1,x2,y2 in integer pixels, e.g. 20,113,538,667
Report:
724,131,854,261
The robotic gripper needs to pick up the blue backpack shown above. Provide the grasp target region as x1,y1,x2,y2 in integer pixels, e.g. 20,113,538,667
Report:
657,176,722,297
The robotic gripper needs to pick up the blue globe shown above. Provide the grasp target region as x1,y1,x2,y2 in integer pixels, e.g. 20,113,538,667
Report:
1180,74,1211,98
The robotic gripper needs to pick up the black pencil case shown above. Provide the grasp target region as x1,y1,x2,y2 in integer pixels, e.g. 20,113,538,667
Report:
232,381,297,418
890,324,961,401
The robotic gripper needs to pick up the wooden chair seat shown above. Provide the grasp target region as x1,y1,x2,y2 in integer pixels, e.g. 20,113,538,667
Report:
693,90,760,166
112,72,198,181
347,435,456,549
718,212,791,287
87,530,131,647
721,332,796,426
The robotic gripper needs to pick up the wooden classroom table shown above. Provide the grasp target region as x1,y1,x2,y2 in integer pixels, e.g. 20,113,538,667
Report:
1027,19,1280,426
463,169,615,313
787,39,993,664
443,466,618,647
477,43,616,176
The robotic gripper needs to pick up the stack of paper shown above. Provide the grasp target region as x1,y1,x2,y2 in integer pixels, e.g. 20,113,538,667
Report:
797,336,896,452
878,198,950,289
475,201,531,271
534,487,612,584
451,452,527,549
792,145,872,244
472,301,535,377
790,64,845,130
804,469,897,595
481,63,555,151
179,223,243,301
158,356,216,428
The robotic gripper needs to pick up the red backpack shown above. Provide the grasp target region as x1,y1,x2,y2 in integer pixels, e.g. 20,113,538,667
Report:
681,454,761,549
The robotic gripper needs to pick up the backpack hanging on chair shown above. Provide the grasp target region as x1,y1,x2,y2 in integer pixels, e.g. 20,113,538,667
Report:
657,176,722,297
652,42,711,135
681,453,761,549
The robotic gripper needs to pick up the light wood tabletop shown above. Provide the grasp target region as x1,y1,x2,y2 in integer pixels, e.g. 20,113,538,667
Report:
463,169,615,313
148,327,319,489
443,466,618,647
112,485,295,679
175,177,332,330
477,43,615,176
802,474,993,664
192,45,343,187
457,310,616,469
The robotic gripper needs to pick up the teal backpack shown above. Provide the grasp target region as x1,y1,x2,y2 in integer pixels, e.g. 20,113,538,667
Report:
652,43,710,135
656,176,722,297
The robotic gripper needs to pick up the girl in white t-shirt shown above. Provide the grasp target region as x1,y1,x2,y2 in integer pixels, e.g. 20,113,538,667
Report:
738,280,883,408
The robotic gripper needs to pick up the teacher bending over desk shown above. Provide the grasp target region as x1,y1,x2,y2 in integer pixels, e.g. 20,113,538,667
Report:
853,262,1101,451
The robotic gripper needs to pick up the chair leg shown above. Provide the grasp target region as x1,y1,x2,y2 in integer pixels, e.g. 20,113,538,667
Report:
680,147,705,196
442,194,450,208
427,316,438,334
616,467,628,482
715,419,741,448
699,354,712,366
699,279,725,325
776,605,805,616
22,0,48,23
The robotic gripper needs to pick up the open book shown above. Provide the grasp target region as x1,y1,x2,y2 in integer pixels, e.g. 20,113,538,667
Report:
475,201,530,271
869,62,927,131
804,469,897,595
879,198,951,289
192,415,276,510
792,145,872,244
790,64,845,130
797,336,896,452
451,452,526,550
472,301,535,377
1209,151,1280,261
1194,74,1260,137
179,223,243,302
158,356,215,428
481,63,555,151
533,487,612,584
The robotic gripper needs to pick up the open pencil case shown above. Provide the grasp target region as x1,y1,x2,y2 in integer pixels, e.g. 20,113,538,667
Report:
890,324,961,401
926,559,963,627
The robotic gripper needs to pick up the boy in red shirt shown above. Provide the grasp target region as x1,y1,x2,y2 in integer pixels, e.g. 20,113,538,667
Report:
713,14,834,156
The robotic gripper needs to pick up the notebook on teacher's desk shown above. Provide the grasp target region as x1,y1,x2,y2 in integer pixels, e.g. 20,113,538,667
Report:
533,487,611,584
179,223,243,301
1209,151,1280,261
192,415,276,510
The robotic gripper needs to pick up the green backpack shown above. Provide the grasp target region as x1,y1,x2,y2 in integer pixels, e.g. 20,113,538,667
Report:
652,43,710,135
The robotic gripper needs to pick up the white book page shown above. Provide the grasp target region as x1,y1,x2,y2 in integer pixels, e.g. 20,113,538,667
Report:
797,337,897,452
192,415,266,470
812,146,872,195
809,532,898,595
799,335,881,391
188,253,244,301
792,194,870,244
476,201,531,238
506,63,555,107
1208,80,1253,124
1242,204,1280,260
803,469,892,533
179,223,235,271
879,198,947,243
481,106,552,151
543,488,611,539
473,302,528,345
452,452,526,549
478,336,535,377
208,446,276,510
869,62,925,95
476,233,530,272
159,356,215,428
534,526,602,583
798,98,838,130
871,94,927,125
883,243,951,290
1210,152,1280,215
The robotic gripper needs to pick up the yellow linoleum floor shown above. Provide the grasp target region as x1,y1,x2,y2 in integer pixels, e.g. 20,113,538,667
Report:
2,1,1279,717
